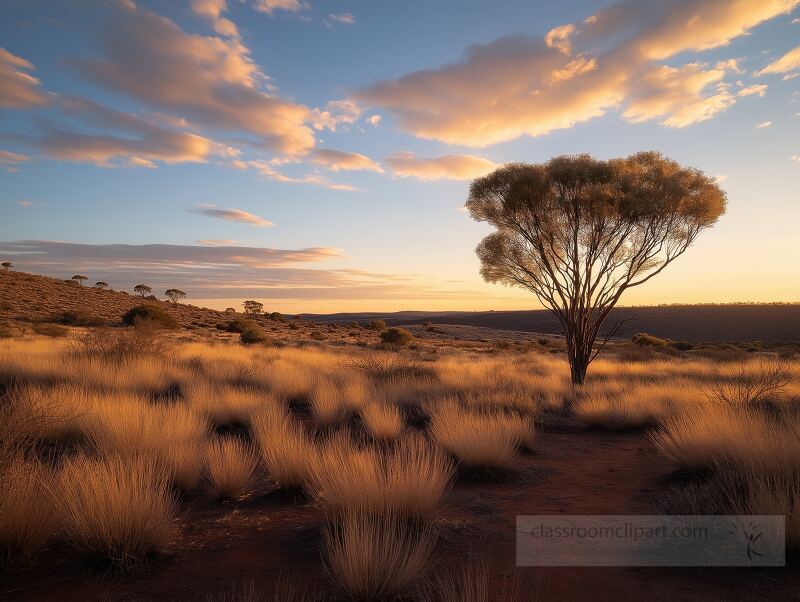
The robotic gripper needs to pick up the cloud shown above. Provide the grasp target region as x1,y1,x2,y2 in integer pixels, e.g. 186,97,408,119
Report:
326,13,356,26
311,149,383,172
12,97,214,167
0,240,467,301
757,45,800,75
715,58,743,73
623,63,735,127
737,83,768,97
190,0,240,38
756,120,773,128
77,2,315,156
197,239,237,246
357,0,798,146
17,200,33,207
792,155,800,161
246,160,358,190
0,47,49,109
0,150,30,172
311,100,362,132
190,204,273,226
384,152,500,180
252,0,305,15
366,115,381,126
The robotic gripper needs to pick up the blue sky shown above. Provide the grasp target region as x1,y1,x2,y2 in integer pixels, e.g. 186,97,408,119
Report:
1,0,799,312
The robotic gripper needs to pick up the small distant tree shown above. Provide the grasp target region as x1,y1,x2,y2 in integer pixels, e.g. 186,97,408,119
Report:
95,281,108,290
243,300,264,315
71,274,88,286
1,261,12,271
165,288,186,304
467,152,725,385
134,284,152,298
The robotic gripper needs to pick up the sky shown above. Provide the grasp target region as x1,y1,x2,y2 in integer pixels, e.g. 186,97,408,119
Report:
1,0,799,313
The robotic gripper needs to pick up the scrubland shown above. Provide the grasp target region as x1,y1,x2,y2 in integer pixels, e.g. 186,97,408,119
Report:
0,326,799,599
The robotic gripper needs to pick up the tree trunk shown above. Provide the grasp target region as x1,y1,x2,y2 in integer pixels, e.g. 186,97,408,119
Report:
569,357,588,385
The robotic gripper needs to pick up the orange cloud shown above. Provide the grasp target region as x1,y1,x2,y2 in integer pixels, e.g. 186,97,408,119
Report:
190,0,240,38
311,149,383,172
252,0,305,15
191,204,273,227
78,3,315,156
385,152,499,180
0,47,49,109
623,64,734,127
737,84,768,97
25,97,213,167
0,150,30,172
357,0,798,146
758,45,800,76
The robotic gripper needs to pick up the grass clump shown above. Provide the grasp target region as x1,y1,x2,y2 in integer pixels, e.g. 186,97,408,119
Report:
252,407,318,490
380,327,414,347
205,438,259,500
57,455,177,567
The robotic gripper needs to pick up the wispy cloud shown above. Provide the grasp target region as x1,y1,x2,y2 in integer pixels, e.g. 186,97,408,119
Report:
384,152,499,180
190,204,273,227
252,0,306,16
196,239,238,246
737,84,768,97
311,149,383,172
756,120,773,128
757,45,800,76
245,160,358,190
0,149,30,172
326,13,356,26
0,47,49,109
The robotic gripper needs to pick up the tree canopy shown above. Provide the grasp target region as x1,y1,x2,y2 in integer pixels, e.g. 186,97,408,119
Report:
467,151,726,384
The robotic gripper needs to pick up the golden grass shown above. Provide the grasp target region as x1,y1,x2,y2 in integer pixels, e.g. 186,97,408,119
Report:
360,401,404,441
322,509,437,600
57,455,176,565
205,438,259,500
310,379,353,429
429,401,521,469
251,406,318,489
310,433,453,518
0,457,59,561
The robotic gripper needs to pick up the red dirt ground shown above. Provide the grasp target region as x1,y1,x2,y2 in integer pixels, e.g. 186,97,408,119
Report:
1,429,798,601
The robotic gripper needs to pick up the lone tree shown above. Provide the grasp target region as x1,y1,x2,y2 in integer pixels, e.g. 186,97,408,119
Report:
165,288,186,304
467,152,725,385
1,261,12,271
243,300,264,315
134,284,152,298
71,274,88,286
94,281,108,290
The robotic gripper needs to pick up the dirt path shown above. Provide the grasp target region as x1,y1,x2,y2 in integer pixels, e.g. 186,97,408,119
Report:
2,430,797,600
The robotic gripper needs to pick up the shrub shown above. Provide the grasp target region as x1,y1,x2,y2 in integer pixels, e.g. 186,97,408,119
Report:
57,309,105,327
225,317,257,333
669,340,693,351
57,455,177,567
367,320,386,331
631,332,669,347
240,327,268,345
708,358,794,408
380,327,413,347
122,305,178,330
323,509,437,600
205,438,259,500
69,323,168,360
32,322,69,338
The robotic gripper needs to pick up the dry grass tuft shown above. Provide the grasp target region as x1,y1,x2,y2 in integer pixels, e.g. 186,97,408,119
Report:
360,401,404,441
0,457,59,561
251,406,318,489
57,455,176,566
323,510,437,600
310,434,453,518
429,401,521,470
205,438,259,500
